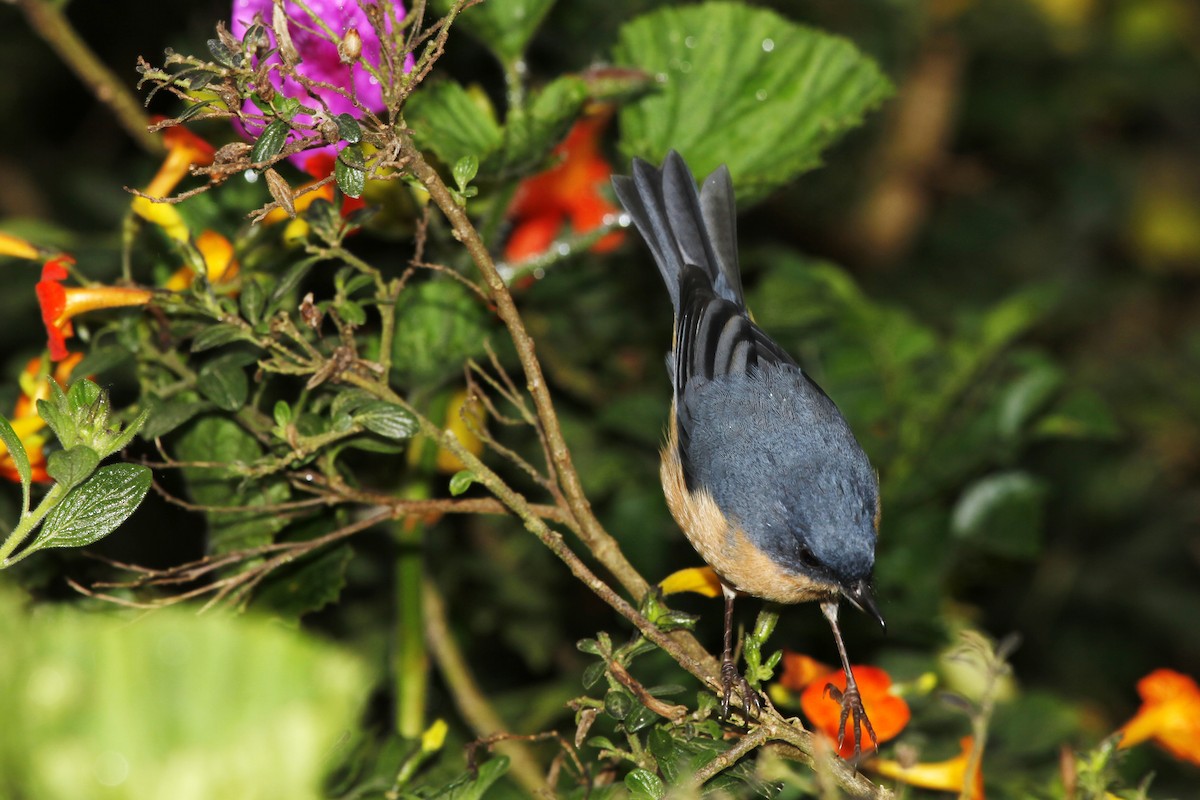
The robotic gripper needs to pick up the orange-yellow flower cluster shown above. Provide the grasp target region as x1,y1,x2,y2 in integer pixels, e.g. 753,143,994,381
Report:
0,354,84,483
505,109,625,263
1119,668,1200,766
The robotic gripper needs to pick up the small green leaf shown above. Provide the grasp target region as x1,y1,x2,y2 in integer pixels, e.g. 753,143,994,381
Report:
352,401,416,440
582,660,607,690
614,2,893,202
452,154,478,193
334,113,362,143
951,471,1048,558
334,145,366,198
141,398,213,440
273,400,293,428
198,355,250,412
603,688,634,719
448,470,475,496
206,37,241,68
441,0,555,64
33,463,151,551
576,637,602,655
250,120,290,164
45,445,100,492
334,300,366,326
0,414,31,515
67,379,103,415
624,768,665,800
239,278,267,325
625,704,658,734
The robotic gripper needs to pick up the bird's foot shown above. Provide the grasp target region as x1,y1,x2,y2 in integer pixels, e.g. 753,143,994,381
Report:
825,680,877,756
720,657,762,721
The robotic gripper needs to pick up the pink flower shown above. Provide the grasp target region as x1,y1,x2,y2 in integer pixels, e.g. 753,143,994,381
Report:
230,0,414,171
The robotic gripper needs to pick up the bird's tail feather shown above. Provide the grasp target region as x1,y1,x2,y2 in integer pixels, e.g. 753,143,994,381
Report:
612,151,744,313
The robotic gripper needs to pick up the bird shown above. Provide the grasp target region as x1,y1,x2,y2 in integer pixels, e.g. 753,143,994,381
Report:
612,151,884,753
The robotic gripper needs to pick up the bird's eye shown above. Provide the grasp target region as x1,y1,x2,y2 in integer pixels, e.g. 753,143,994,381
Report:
796,544,821,570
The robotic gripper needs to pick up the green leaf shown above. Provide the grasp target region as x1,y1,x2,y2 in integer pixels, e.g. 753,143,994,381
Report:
141,398,213,440
0,414,31,516
951,471,1048,558
334,112,362,143
391,280,490,384
614,2,893,202
352,401,416,439
442,0,555,65
45,445,100,492
1035,389,1120,440
334,145,366,198
273,400,293,428
67,378,102,416
239,277,267,325
198,355,250,412
448,470,475,496
32,463,151,551
452,154,478,193
250,119,290,164
485,75,589,176
428,755,509,800
406,80,502,169
191,323,255,352
206,37,241,68
0,587,366,800
254,545,353,618
998,359,1064,440
624,769,666,800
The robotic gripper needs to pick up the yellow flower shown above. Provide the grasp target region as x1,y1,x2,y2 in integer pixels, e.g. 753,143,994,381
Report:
868,736,985,799
163,231,240,291
0,232,43,261
659,565,722,598
435,389,485,474
0,354,84,483
132,125,216,242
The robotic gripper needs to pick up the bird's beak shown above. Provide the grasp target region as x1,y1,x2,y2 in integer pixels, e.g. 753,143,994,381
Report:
841,578,886,630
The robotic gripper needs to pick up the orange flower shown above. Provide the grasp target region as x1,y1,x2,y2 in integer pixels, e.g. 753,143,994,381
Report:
504,109,625,263
0,353,84,483
163,230,241,291
132,125,216,242
778,651,834,693
1118,668,1200,766
800,664,911,758
36,256,153,361
868,736,985,799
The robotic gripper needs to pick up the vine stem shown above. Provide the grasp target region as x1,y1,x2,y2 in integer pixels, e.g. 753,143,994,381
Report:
14,0,161,154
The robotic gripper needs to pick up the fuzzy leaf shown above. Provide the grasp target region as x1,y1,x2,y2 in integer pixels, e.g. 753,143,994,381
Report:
33,463,151,551
45,445,100,492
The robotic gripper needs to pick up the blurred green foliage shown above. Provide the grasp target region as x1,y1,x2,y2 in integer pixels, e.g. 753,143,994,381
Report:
0,0,1197,797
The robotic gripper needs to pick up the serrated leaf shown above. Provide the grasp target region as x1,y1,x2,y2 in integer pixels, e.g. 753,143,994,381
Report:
32,463,151,551
0,414,32,515
441,0,555,64
45,445,100,491
334,112,362,143
614,2,893,202
334,146,366,198
352,401,416,440
448,470,475,496
406,80,502,169
250,120,289,164
624,768,666,800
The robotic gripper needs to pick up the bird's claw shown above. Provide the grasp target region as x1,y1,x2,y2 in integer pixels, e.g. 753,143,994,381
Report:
720,658,762,721
825,681,878,756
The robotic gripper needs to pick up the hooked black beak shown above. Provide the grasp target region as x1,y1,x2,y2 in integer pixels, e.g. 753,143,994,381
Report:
841,578,885,630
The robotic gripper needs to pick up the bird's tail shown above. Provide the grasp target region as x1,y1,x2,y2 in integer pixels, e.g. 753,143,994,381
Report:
611,151,744,313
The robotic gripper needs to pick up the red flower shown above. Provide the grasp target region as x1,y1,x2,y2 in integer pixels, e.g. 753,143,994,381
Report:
800,664,911,759
36,256,154,361
505,110,625,263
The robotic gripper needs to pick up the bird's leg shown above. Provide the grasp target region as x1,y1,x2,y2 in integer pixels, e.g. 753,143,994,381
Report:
820,600,877,756
719,584,762,720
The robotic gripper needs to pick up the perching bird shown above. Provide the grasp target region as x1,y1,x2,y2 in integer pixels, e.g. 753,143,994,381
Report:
612,151,883,752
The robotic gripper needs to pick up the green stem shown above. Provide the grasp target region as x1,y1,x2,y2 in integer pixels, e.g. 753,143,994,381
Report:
0,482,67,566
393,484,428,739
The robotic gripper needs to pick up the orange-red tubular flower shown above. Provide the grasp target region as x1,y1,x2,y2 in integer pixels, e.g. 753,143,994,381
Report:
0,353,84,483
36,256,153,361
868,736,986,800
1119,668,1200,766
163,230,241,291
778,651,834,694
800,664,912,759
504,109,626,263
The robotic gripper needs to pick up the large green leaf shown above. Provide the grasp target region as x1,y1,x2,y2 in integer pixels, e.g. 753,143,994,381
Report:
0,588,366,800
32,463,151,551
614,2,893,201
391,280,490,385
405,81,502,171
